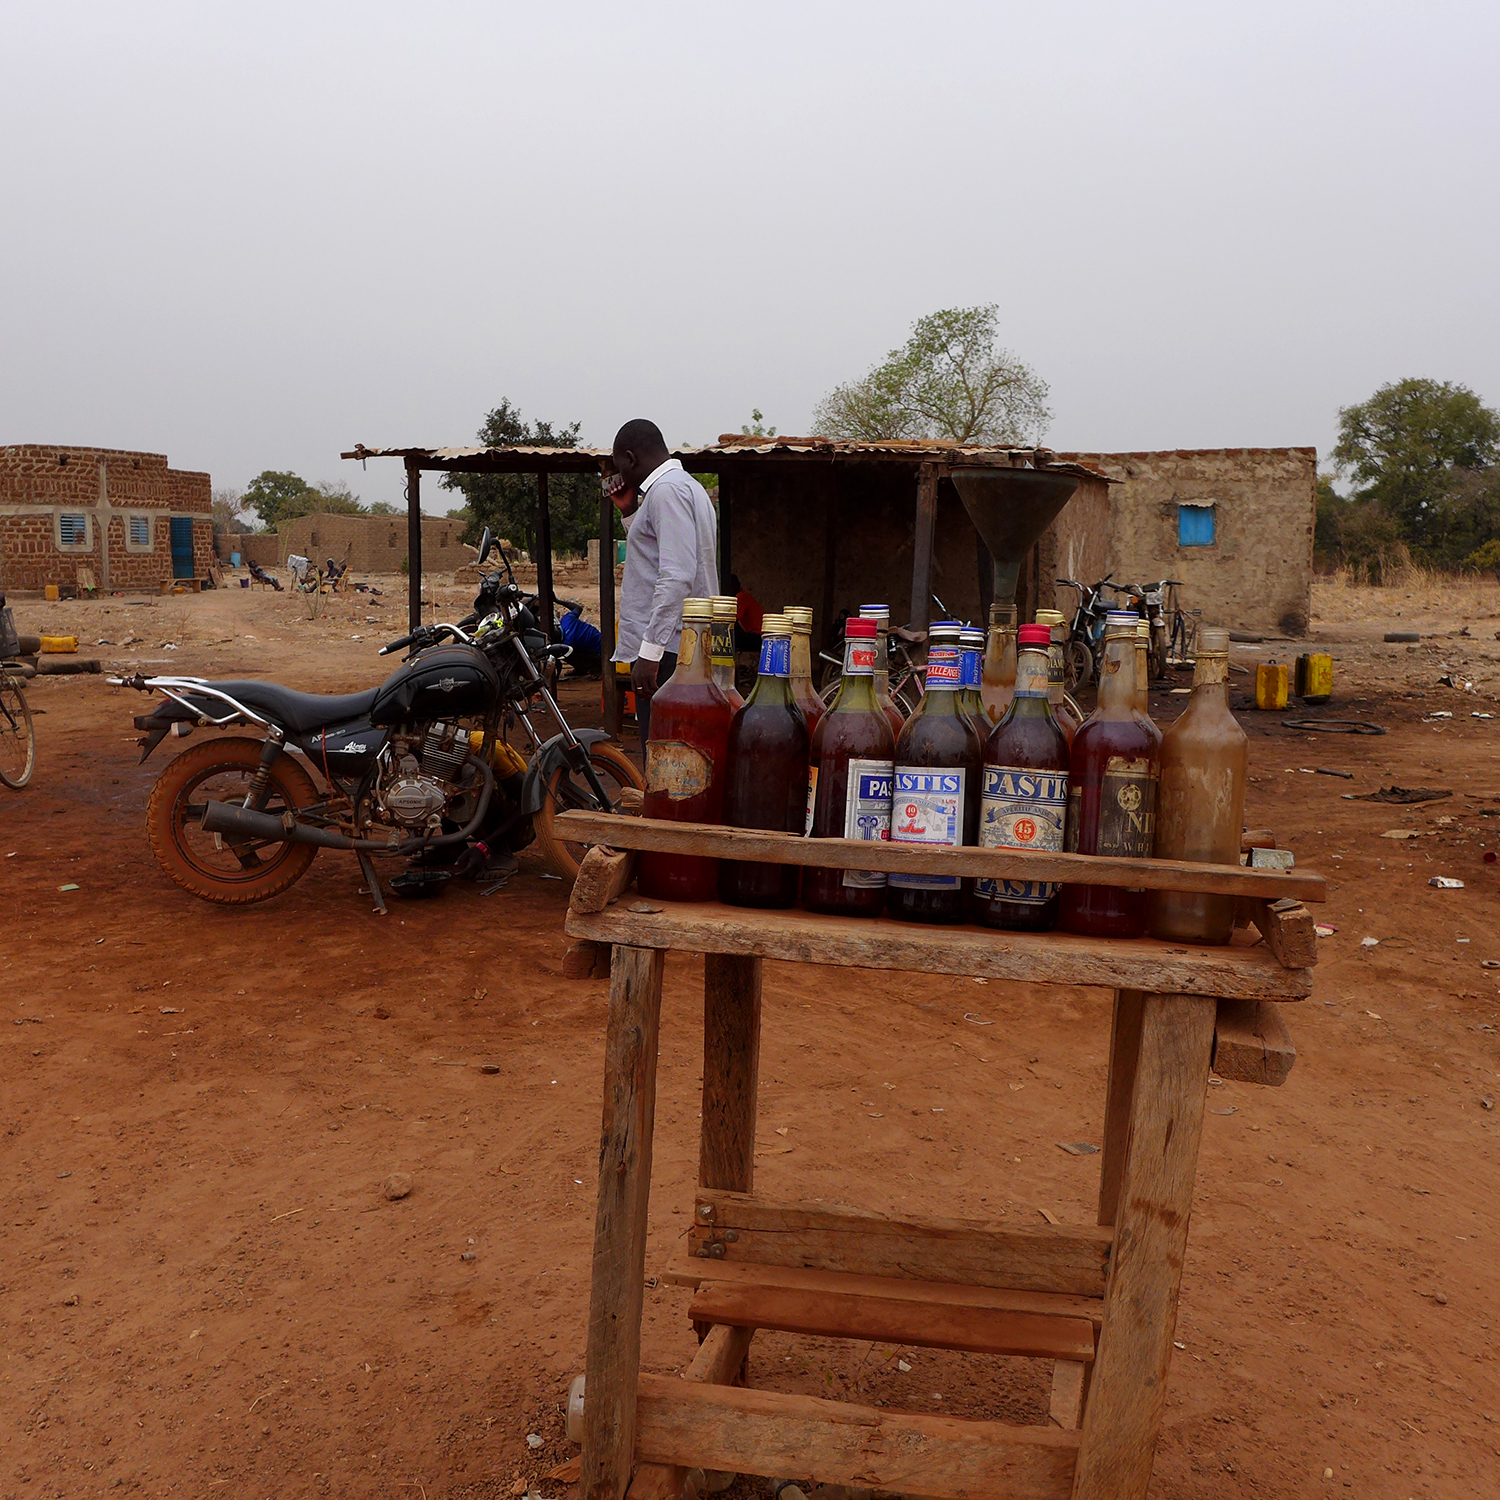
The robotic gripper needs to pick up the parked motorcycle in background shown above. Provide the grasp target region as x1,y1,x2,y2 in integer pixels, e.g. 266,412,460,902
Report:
118,530,640,908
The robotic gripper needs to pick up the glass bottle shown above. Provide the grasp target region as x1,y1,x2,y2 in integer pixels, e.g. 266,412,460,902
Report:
1134,619,1150,718
958,625,986,727
720,615,810,909
710,596,744,711
1035,608,1080,746
887,623,983,924
638,598,734,902
973,625,1071,932
1146,629,1247,944
783,605,824,740
1059,611,1162,938
980,603,1017,728
803,618,896,917
859,604,906,739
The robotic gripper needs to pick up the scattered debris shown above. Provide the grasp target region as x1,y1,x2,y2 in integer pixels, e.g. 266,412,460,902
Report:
897,1359,913,1373
1429,876,1465,889
1038,1207,1061,1225
1353,786,1451,804
460,1251,476,1262
1056,1142,1099,1156
627,901,663,914
1381,829,1420,840
1482,960,1500,969
57,883,79,892
479,1062,501,1074
1209,1106,1238,1116
1280,718,1386,734
526,1433,545,1450
1361,937,1380,948
160,1005,181,1014
963,1013,992,1025
1424,711,1454,721
1315,924,1337,937
1314,767,1354,779
383,1172,414,1201
1384,631,1420,643
1475,712,1494,719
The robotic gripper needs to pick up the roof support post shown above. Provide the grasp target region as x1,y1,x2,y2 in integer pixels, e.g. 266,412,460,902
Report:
910,461,940,637
716,467,732,587
537,469,555,641
405,458,422,630
600,478,620,737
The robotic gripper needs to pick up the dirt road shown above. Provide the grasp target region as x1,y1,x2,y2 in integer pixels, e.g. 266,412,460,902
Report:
2,579,1497,1498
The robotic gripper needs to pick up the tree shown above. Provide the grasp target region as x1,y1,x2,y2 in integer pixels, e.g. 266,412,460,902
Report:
441,400,600,557
741,409,777,438
1332,378,1500,557
367,501,399,516
210,486,253,535
812,305,1051,445
240,471,365,530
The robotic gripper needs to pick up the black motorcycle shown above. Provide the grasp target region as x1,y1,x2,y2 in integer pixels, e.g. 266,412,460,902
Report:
118,531,640,908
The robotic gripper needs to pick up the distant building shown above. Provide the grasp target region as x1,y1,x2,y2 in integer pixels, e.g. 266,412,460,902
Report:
0,444,213,595
271,512,469,573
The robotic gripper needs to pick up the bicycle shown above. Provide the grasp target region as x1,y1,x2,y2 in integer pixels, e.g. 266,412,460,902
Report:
0,600,36,790
817,624,926,715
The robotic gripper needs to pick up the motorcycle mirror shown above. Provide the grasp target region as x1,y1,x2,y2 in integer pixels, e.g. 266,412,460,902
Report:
478,527,494,564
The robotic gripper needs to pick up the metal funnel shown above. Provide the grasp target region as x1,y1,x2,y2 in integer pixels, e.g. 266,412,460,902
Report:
950,466,1080,605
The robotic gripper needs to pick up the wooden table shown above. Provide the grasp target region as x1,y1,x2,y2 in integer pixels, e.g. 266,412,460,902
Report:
557,812,1320,1500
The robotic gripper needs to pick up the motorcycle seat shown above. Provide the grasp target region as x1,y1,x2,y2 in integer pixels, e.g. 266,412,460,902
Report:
198,680,380,734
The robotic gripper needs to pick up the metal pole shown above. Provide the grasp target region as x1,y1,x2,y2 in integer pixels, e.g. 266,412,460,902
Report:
910,461,939,636
599,479,620,736
405,457,422,630
537,469,555,640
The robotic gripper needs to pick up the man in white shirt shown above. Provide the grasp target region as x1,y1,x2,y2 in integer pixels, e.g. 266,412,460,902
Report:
608,419,719,752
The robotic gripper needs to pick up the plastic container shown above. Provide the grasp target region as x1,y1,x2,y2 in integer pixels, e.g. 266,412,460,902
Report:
566,1373,585,1443
1255,662,1289,710
1295,652,1332,704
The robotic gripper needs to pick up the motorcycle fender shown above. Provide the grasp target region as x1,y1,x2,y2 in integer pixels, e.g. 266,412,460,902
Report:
519,728,612,815
134,701,201,763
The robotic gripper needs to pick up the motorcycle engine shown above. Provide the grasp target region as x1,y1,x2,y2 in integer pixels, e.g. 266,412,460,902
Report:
374,722,480,832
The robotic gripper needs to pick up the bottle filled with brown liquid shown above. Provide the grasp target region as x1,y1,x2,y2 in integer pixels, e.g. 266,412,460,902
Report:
711,596,744,711
887,623,983,924
859,604,907,739
980,603,1017,728
1060,611,1162,938
958,624,986,729
973,624,1070,932
1035,608,1080,745
803,618,896,917
639,599,734,902
720,615,811,909
1146,628,1247,943
784,605,824,740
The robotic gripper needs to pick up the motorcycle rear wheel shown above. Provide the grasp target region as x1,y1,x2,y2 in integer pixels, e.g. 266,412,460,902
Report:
147,737,321,904
1064,638,1094,692
533,740,645,884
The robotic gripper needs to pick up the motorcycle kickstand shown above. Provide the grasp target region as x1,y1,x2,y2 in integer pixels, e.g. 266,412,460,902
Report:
358,852,388,916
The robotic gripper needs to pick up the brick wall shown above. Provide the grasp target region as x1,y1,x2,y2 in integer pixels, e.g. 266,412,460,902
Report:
276,512,469,574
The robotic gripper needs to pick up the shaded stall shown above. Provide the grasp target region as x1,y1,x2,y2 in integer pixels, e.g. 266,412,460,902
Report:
343,438,1107,735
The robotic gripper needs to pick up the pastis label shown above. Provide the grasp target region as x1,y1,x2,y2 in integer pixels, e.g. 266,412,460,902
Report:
977,765,1068,903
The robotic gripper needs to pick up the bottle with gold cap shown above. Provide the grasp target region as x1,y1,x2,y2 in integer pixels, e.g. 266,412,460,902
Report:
859,605,906,738
980,603,1017,727
1035,608,1080,745
783,605,824,739
958,625,986,727
1134,619,1151,719
1146,628,1247,943
639,598,734,902
720,614,811,908
710,596,744,711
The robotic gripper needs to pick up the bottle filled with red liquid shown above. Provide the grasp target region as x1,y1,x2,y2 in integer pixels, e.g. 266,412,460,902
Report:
638,598,734,902
887,623,983,924
720,614,810,908
973,624,1070,932
711,596,744,711
1059,611,1162,937
784,605,824,741
803,617,895,917
860,604,908,740
1035,608,1080,746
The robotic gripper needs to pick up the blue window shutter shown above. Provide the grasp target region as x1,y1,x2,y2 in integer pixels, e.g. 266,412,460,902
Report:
130,515,151,547
59,513,88,546
1178,505,1216,547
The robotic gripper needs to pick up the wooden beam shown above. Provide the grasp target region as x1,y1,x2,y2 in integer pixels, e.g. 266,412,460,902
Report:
1248,898,1318,969
552,811,1327,903
664,1254,1105,1325
1098,990,1144,1228
600,481,620,737
567,901,1312,1003
1212,998,1296,1087
404,457,422,631
700,955,761,1196
581,946,666,1500
1049,1360,1087,1431
634,1377,1077,1499
570,845,635,916
1071,993,1216,1500
910,461,939,636
716,466,733,588
537,469,555,641
562,939,610,980
692,1190,1113,1298
688,1280,1096,1362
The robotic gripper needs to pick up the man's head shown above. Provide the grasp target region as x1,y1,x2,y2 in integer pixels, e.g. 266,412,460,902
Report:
612,419,669,491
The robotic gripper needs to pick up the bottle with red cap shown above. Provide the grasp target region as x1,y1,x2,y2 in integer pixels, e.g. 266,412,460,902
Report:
802,616,896,917
973,624,1070,931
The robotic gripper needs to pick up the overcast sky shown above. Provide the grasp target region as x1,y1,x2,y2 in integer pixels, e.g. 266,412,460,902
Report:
4,1,1497,512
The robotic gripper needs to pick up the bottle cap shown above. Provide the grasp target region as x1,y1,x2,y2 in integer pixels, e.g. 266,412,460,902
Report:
782,605,813,629
988,602,1017,627
1105,610,1139,630
761,613,792,636
958,626,984,647
928,620,962,642
1018,623,1052,647
858,604,890,619
682,598,715,620
1136,620,1150,637
1034,609,1065,627
711,596,738,619
1197,627,1230,654
844,616,877,638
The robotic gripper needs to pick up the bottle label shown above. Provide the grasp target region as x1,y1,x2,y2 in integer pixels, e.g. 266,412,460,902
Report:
925,646,962,685
889,767,966,889
1047,643,1065,703
843,637,876,676
1064,755,1157,860
1195,654,1229,687
711,621,734,668
838,757,893,888
758,635,790,677
976,766,1067,903
1014,653,1048,699
960,648,982,690
645,740,712,801
804,764,819,836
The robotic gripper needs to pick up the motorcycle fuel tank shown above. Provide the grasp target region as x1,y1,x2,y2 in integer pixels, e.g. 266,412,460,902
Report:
297,719,387,771
368,644,500,728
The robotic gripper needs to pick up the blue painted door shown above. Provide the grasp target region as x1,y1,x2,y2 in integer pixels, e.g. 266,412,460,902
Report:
170,517,195,578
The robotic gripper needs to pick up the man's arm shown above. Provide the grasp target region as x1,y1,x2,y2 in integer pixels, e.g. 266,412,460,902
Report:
639,483,700,662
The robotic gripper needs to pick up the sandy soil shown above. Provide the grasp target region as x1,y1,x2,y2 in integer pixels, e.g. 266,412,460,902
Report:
2,576,1498,1499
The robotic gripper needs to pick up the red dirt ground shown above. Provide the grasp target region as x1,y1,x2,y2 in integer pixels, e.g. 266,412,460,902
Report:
2,582,1498,1499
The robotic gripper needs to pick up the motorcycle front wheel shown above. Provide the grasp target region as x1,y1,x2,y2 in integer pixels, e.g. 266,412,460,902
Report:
1064,638,1094,692
146,737,321,904
533,740,645,884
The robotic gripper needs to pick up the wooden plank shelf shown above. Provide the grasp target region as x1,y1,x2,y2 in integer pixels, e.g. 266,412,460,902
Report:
566,900,1313,1001
554,810,1328,903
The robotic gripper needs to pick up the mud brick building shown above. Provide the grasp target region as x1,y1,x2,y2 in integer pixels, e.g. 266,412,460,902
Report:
273,512,468,573
0,444,213,594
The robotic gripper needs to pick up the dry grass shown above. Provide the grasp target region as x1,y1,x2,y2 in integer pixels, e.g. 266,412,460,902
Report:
1313,560,1500,626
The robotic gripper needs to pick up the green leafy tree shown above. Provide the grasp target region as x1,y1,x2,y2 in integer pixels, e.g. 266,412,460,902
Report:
741,409,777,438
813,305,1051,445
241,472,365,530
1332,378,1500,558
441,400,600,557
367,500,399,516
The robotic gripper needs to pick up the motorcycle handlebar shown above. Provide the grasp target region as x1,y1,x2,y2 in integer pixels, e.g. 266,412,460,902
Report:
379,631,419,656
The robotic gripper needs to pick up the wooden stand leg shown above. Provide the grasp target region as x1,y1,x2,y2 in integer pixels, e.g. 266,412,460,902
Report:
699,954,762,1195
1097,988,1144,1228
1071,992,1216,1500
581,945,667,1500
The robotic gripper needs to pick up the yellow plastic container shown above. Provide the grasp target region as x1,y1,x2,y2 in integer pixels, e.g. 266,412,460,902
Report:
39,634,78,654
1254,662,1289,710
44,584,60,602
1295,652,1332,705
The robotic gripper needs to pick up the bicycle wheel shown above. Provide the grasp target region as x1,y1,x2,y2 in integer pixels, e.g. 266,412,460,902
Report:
0,676,35,789
532,741,645,884
1063,639,1094,692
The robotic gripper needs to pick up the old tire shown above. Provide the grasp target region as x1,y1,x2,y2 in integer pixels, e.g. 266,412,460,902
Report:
533,741,645,884
0,677,36,789
1064,638,1094,692
147,737,321,905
